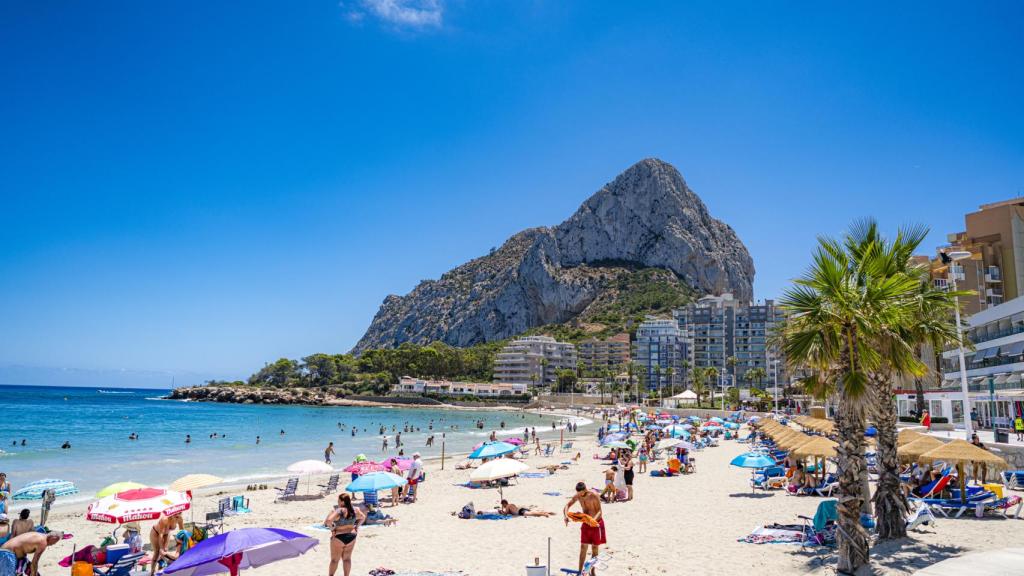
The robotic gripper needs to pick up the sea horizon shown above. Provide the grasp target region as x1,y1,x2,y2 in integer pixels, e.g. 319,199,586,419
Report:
0,384,588,508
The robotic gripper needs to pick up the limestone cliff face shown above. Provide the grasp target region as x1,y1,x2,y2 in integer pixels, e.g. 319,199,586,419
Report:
352,158,754,353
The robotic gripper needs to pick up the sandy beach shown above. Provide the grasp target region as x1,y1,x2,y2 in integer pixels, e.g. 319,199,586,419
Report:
27,416,1024,576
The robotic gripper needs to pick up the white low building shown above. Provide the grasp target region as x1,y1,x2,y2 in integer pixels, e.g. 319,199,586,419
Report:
895,295,1024,429
396,376,528,398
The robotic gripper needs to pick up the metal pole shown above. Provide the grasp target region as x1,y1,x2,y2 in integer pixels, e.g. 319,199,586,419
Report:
440,440,445,470
773,360,779,414
951,269,974,438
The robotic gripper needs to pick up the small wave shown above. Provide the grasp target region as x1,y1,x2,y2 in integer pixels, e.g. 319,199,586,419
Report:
145,397,170,401
98,390,135,394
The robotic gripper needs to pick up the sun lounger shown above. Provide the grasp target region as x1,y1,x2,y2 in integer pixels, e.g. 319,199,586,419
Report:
275,477,299,501
910,470,953,499
978,495,1023,519
92,551,146,576
1002,470,1024,490
560,441,574,453
751,466,786,490
914,491,996,518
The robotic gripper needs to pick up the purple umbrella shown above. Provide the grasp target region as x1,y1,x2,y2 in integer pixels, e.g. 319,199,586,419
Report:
164,528,317,576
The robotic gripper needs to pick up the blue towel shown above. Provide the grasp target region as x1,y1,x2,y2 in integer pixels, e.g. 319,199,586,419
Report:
543,491,562,496
474,513,511,520
519,473,549,478
813,500,839,533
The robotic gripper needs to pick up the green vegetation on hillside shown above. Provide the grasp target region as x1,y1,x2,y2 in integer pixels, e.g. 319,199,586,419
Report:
210,266,695,392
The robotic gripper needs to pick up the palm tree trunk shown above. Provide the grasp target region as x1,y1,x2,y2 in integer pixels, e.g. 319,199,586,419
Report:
836,378,871,573
870,371,908,539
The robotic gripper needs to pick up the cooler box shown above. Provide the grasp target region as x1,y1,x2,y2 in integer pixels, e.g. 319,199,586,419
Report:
984,483,1004,499
105,543,130,565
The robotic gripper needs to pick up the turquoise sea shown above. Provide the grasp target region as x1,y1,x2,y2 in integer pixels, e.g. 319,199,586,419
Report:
0,385,584,506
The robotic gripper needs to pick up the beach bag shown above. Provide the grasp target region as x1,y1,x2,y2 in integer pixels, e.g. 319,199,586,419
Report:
457,502,475,519
72,561,93,576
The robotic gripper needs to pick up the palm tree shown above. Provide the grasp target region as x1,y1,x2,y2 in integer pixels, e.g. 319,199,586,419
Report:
726,355,738,390
706,367,719,407
780,229,922,573
844,221,966,540
540,358,549,391
691,366,707,408
680,360,691,391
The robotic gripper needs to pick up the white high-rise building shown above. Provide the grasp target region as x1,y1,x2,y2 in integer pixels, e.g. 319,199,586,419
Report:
492,336,577,387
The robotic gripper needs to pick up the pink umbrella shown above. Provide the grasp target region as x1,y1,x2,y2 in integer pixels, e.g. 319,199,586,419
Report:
343,462,386,474
504,437,524,446
377,458,413,472
87,487,190,524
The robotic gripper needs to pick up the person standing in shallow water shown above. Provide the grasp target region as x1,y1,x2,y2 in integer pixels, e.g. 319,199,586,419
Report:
325,442,335,464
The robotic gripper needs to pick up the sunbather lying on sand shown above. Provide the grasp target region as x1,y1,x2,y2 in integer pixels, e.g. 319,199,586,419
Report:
499,500,554,518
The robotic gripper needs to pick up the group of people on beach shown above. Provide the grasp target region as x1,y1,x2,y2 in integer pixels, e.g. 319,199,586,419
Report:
0,472,60,576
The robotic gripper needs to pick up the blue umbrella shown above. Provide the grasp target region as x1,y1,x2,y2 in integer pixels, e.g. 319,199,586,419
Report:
645,424,663,431
345,472,407,493
468,441,517,460
730,453,775,469
12,479,78,500
164,527,317,576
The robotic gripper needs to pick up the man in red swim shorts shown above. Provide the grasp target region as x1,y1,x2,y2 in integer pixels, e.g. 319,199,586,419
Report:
563,481,605,576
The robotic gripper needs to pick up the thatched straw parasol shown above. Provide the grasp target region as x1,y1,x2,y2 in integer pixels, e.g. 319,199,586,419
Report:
768,426,795,440
896,436,943,463
897,429,925,447
777,432,812,451
919,439,1010,502
791,436,838,459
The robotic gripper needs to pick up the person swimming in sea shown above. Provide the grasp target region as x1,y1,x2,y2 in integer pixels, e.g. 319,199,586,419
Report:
61,441,71,449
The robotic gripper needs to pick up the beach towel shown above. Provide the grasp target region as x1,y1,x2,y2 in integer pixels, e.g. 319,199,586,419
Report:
518,473,549,479
59,545,97,568
543,492,562,497
473,513,511,520
0,550,16,576
567,512,599,527
737,527,805,545
813,500,839,533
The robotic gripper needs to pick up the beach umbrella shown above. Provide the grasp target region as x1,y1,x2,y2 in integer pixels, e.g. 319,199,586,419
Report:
791,437,837,459
710,417,725,423
646,424,663,431
504,437,525,446
87,487,190,524
354,454,368,463
12,479,79,500
655,438,682,451
96,482,147,498
163,527,317,576
897,436,944,463
343,461,386,475
345,472,407,493
664,425,688,438
170,474,224,492
918,439,1009,503
378,457,414,472
723,422,740,430
730,453,776,493
468,441,517,460
287,459,334,493
602,441,632,450
897,429,925,447
470,459,529,482
730,453,775,469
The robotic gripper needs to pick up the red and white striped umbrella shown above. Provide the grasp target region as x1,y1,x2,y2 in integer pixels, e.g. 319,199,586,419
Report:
86,487,191,524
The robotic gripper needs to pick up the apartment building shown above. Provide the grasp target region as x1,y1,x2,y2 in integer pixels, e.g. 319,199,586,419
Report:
633,317,687,391
928,197,1024,315
673,293,786,393
491,336,577,387
578,333,631,374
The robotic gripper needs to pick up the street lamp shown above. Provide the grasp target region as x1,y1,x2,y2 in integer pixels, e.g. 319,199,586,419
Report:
943,250,973,438
772,358,780,414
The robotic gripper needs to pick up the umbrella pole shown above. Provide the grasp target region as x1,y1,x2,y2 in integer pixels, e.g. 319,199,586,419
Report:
441,441,445,471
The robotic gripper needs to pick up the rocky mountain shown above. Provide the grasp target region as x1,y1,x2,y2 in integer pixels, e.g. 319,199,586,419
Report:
352,158,755,354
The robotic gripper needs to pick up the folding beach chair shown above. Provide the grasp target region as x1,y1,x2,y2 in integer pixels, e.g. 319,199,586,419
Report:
797,499,838,549
560,441,574,453
274,477,299,502
906,500,937,531
217,497,233,516
318,474,340,495
560,553,610,575
93,551,145,576
203,511,224,535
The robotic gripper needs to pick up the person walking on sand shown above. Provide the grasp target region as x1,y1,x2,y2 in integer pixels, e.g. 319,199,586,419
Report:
325,442,336,464
921,409,931,431
563,481,605,576
325,493,365,576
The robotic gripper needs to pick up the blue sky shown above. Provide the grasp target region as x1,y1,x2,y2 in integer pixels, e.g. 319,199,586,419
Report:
2,1,1022,382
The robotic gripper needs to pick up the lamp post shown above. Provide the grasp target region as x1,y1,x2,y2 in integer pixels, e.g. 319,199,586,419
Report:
946,250,974,439
772,359,780,414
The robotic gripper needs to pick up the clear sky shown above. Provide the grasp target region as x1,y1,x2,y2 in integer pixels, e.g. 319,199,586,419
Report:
2,1,1022,382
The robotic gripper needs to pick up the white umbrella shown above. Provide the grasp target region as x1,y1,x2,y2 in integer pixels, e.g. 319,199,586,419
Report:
655,438,682,451
470,459,529,482
469,459,530,503
287,460,333,494
170,474,224,492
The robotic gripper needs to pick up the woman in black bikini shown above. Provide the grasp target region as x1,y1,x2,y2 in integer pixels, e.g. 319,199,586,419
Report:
325,493,365,576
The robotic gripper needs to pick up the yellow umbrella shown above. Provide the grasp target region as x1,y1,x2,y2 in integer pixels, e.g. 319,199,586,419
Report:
95,481,147,498
169,474,224,492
